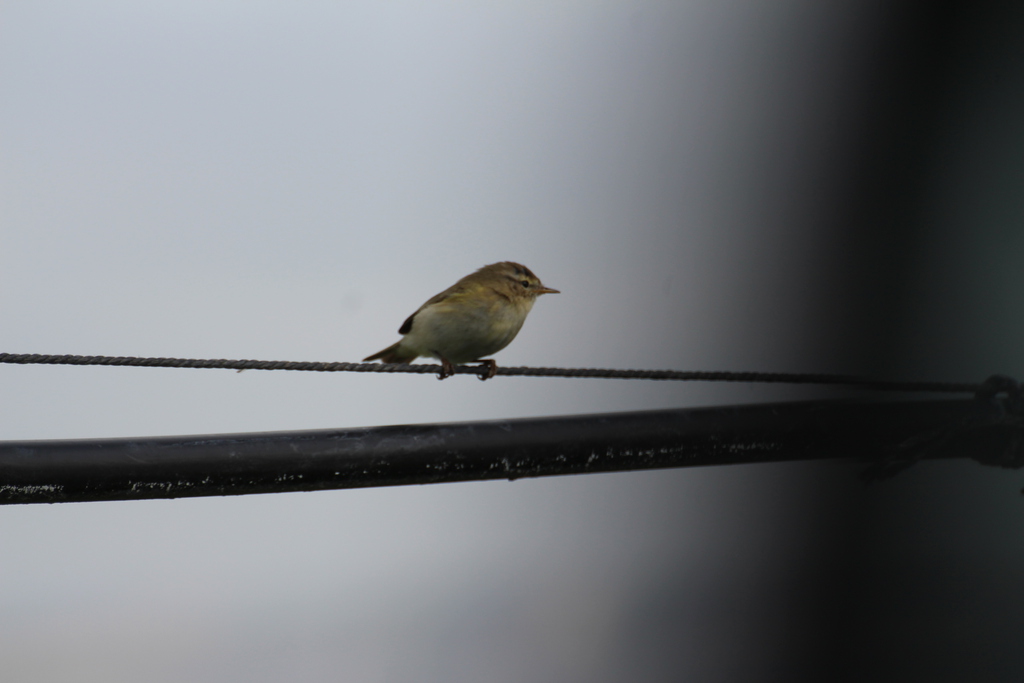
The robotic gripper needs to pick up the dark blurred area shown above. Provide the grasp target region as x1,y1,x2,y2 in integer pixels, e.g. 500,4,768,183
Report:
826,2,1024,375
789,3,1024,680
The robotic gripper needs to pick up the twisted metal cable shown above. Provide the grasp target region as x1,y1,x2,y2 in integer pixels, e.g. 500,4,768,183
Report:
0,352,983,393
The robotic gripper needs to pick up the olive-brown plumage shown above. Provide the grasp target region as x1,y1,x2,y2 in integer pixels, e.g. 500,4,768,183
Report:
364,262,558,379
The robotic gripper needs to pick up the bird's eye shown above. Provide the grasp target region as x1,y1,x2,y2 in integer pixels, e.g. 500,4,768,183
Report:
520,280,530,288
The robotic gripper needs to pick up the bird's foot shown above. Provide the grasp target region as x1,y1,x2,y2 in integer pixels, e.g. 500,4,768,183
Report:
437,355,456,380
434,356,496,380
477,359,497,381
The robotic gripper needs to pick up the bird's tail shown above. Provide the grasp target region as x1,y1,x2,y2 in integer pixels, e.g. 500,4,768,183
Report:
363,342,417,364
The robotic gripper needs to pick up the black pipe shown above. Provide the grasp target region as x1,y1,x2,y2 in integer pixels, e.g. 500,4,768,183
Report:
0,399,988,505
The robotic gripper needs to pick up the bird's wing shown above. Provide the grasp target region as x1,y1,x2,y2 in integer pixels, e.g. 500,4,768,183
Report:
398,282,471,335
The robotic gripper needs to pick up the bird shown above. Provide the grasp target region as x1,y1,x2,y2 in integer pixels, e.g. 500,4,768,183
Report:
363,261,559,380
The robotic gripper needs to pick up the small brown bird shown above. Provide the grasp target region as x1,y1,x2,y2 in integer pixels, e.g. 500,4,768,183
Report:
363,262,559,379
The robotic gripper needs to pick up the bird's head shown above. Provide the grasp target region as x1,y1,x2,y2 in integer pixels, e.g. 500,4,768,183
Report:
479,261,560,301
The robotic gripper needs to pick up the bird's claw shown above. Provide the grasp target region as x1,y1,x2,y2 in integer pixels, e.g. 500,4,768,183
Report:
435,356,496,381
477,359,497,381
437,356,455,380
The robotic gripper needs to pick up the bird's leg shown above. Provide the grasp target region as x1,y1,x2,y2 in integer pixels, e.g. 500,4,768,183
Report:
436,354,456,380
477,359,497,381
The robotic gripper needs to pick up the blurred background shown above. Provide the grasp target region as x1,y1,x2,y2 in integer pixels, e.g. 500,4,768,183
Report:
2,1,1024,681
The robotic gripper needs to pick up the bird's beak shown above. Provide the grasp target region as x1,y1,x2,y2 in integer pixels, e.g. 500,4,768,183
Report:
536,286,560,295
